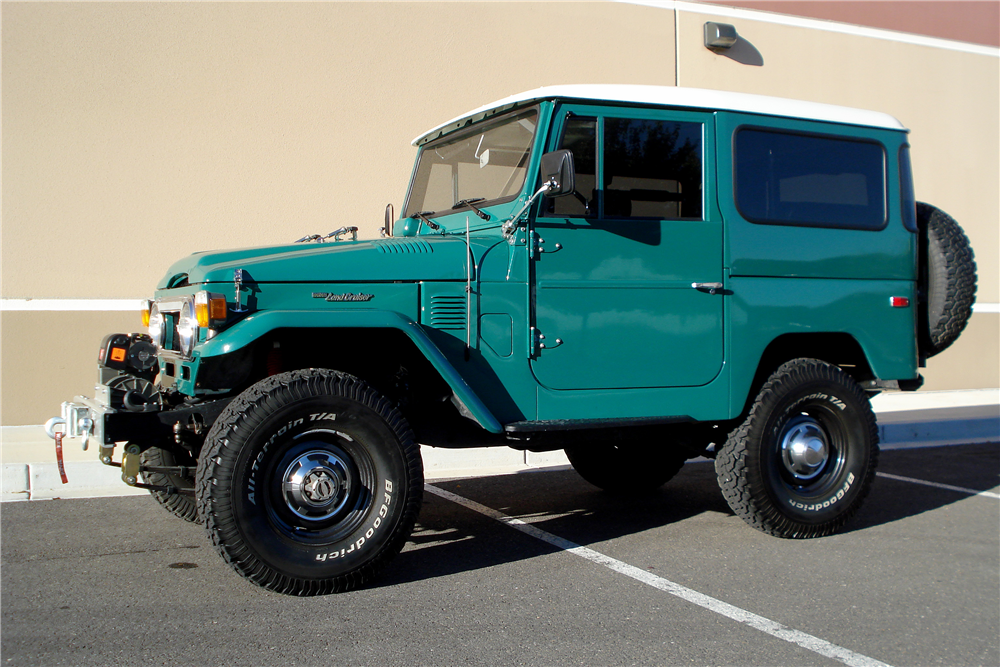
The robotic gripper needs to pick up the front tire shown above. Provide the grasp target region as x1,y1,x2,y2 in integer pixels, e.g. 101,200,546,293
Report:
715,359,878,538
196,370,423,596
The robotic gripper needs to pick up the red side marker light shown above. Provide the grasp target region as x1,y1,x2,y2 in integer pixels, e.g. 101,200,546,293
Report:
890,296,910,308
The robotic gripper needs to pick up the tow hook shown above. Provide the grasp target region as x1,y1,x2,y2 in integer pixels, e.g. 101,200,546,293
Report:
43,418,69,485
45,403,94,451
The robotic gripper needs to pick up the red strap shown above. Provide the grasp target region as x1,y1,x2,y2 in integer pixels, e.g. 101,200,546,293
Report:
54,431,69,484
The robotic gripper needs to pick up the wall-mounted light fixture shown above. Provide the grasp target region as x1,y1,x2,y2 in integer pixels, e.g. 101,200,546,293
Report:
705,22,739,49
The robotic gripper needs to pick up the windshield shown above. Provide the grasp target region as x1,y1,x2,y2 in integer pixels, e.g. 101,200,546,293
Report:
403,108,538,219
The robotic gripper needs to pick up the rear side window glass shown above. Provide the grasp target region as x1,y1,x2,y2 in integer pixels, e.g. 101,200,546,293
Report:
735,128,886,230
604,118,702,220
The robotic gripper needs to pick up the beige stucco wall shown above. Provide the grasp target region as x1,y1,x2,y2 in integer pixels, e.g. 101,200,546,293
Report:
2,1,997,426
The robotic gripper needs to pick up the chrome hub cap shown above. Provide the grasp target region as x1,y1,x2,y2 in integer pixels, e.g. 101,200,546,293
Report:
282,450,352,521
779,414,830,482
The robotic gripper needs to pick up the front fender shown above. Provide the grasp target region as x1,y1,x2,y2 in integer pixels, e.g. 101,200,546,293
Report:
197,310,503,433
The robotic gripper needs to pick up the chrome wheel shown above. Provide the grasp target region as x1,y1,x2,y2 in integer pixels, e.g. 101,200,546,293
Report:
779,414,830,483
282,444,353,521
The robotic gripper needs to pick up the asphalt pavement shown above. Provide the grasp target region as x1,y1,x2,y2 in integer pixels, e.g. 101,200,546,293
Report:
2,441,997,667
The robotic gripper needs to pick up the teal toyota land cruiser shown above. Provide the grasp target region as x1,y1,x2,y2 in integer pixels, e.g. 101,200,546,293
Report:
47,85,976,595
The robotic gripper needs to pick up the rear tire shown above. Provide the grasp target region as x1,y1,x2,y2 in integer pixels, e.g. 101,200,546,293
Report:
196,369,423,596
715,359,878,538
566,436,687,493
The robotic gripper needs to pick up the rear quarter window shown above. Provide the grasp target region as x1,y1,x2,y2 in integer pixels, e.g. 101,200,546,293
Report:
734,128,887,230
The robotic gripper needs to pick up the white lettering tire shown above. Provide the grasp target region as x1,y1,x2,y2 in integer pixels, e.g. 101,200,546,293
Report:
196,369,422,595
715,359,878,538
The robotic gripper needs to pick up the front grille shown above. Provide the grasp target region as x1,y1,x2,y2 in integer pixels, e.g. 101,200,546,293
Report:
162,311,180,351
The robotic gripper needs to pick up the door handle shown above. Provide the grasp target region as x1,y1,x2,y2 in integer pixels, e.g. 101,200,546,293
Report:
692,282,724,295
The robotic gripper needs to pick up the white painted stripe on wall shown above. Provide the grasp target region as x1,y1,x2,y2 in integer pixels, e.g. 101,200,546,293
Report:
620,0,1000,57
426,484,894,667
4,298,999,314
0,299,144,311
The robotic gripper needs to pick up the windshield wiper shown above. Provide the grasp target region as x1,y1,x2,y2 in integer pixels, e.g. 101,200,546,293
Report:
411,211,441,230
453,198,490,220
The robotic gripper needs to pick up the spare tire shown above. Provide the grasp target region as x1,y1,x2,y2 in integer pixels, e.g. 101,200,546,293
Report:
917,202,977,358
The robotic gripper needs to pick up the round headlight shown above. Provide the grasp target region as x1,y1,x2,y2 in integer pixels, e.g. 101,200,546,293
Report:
177,299,199,357
148,304,165,348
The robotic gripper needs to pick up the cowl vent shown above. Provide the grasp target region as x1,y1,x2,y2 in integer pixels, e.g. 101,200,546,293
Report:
372,239,434,255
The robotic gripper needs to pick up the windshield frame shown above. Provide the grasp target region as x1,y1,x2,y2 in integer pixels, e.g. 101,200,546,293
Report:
402,105,541,222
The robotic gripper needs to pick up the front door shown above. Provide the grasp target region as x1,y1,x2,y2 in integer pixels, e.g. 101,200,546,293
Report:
530,105,724,390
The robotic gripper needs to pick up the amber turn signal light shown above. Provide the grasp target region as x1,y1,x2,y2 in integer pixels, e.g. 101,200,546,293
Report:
195,292,228,328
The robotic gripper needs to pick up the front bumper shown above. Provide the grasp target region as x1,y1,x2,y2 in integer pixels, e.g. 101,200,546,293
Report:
45,387,233,473
45,395,160,466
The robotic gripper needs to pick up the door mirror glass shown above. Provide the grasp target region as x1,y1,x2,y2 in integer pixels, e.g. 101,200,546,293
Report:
540,149,576,197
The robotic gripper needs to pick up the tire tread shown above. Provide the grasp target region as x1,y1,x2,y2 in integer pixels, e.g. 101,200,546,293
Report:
917,202,977,358
195,369,422,596
140,447,200,523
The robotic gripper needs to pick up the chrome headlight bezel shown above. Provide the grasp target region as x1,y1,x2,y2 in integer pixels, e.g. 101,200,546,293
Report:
176,298,199,358
147,304,165,348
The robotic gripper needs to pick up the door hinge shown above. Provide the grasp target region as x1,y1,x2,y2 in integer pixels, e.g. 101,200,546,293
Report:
530,327,563,357
528,230,562,260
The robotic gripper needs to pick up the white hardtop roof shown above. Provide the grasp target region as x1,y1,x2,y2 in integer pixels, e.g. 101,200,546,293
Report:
412,84,906,145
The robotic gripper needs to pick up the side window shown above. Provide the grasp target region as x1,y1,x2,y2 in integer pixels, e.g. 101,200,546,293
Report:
734,128,886,230
548,117,596,217
604,118,703,220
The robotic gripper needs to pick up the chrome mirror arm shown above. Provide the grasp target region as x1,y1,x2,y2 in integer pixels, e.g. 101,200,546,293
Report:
502,180,554,239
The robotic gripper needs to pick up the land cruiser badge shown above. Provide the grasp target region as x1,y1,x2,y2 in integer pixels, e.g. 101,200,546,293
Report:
312,292,374,302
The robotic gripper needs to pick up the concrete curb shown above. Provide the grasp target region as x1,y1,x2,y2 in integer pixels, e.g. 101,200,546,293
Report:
3,389,997,502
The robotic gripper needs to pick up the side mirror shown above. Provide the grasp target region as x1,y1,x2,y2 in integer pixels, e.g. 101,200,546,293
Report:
540,149,575,197
383,203,394,237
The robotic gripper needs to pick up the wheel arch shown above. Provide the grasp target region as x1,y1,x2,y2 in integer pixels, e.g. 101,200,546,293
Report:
196,310,503,433
734,332,877,419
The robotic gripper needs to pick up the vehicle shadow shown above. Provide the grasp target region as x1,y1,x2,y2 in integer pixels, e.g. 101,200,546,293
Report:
846,441,999,533
379,443,998,587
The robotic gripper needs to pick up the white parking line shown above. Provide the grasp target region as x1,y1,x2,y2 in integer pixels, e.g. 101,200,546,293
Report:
426,483,893,667
876,472,1000,499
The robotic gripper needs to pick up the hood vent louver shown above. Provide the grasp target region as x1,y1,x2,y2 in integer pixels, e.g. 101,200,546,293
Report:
428,295,467,331
373,239,434,255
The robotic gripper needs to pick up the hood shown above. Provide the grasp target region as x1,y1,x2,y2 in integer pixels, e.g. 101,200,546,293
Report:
158,236,480,288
